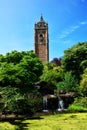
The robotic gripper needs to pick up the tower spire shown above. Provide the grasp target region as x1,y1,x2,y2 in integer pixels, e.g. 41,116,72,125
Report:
40,14,44,22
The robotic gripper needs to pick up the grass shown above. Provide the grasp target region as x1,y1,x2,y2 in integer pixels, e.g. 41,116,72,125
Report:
0,113,87,130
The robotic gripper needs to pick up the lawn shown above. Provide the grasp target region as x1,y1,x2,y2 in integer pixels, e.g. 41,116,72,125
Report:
0,113,87,130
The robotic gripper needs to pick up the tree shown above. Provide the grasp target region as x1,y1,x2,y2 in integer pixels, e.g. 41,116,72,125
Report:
0,86,24,113
57,72,78,92
0,86,42,115
62,42,87,81
80,68,87,96
0,50,43,88
0,50,44,114
40,62,63,93
51,57,61,66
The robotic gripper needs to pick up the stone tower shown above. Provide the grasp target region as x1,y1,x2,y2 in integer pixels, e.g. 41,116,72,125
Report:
34,16,49,63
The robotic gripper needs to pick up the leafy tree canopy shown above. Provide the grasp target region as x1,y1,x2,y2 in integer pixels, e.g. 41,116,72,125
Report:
57,72,78,92
0,86,24,112
0,50,43,88
80,68,87,96
40,62,63,91
62,42,87,81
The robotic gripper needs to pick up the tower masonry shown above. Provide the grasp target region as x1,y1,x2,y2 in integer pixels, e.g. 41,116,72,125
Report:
34,16,49,63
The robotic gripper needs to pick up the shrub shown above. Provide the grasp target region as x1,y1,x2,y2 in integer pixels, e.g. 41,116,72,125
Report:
0,86,43,116
68,97,87,112
80,68,87,96
15,94,43,115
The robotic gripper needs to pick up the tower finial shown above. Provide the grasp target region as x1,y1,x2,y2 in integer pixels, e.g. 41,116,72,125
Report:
40,14,44,22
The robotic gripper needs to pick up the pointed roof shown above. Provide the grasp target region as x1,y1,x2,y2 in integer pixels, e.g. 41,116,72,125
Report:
35,15,48,29
40,15,44,22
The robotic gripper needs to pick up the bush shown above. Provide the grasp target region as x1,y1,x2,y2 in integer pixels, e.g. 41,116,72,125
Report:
15,94,43,116
80,68,87,96
0,86,43,116
27,96,43,114
68,97,87,112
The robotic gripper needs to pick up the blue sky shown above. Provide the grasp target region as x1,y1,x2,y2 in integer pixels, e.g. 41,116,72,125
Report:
0,0,87,61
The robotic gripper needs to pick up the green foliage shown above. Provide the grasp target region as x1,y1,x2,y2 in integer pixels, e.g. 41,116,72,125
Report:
41,70,60,85
0,50,43,88
40,62,63,90
0,86,42,114
57,72,78,92
80,68,87,96
27,96,42,114
0,63,18,86
0,86,24,113
5,50,24,64
40,63,62,83
15,95,42,115
68,97,87,112
62,42,87,81
0,50,43,115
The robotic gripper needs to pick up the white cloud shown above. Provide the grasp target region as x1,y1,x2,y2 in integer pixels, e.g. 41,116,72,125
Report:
80,21,87,25
58,20,87,39
58,25,80,39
